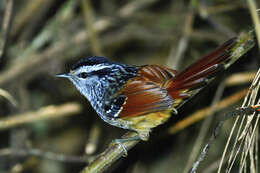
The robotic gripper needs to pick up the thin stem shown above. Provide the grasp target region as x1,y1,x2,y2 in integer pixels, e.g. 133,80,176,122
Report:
247,0,260,50
0,148,87,163
0,102,82,130
80,132,139,173
0,0,13,61
189,105,260,173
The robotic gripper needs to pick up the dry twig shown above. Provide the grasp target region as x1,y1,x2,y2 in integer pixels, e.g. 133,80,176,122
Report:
218,69,260,173
0,0,13,61
0,148,86,163
0,102,82,130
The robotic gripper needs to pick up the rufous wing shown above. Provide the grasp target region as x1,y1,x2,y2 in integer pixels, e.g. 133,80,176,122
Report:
118,65,176,117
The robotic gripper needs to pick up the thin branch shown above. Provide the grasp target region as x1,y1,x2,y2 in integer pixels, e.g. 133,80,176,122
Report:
183,81,226,173
0,102,82,130
168,72,258,134
0,0,13,61
80,132,139,173
0,148,87,163
0,88,17,107
189,105,260,173
199,3,246,17
168,88,248,134
218,69,260,173
85,123,102,155
225,71,257,86
247,0,260,49
118,0,159,18
189,69,260,173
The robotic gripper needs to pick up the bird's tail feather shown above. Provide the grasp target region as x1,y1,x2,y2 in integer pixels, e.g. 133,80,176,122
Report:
166,30,256,109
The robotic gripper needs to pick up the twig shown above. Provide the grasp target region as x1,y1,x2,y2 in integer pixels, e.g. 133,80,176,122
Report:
247,0,260,49
0,148,87,163
183,81,226,173
0,0,13,61
118,0,159,18
7,158,39,173
0,88,17,107
168,73,257,134
189,105,260,173
199,3,246,17
189,69,260,173
225,71,257,86
0,102,82,130
80,132,139,173
168,88,248,134
85,123,101,155
202,157,226,173
218,69,260,173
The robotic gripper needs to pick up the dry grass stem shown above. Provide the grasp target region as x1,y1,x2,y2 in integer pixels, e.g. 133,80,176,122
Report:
247,0,260,49
0,102,82,130
225,71,257,86
0,0,13,60
183,82,226,173
0,88,17,107
0,148,87,163
80,132,139,173
168,89,248,134
218,69,260,173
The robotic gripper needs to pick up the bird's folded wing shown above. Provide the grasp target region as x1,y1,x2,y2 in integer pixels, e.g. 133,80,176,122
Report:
119,79,173,117
118,65,177,117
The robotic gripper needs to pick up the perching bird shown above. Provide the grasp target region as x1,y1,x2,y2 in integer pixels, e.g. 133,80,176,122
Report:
56,31,255,145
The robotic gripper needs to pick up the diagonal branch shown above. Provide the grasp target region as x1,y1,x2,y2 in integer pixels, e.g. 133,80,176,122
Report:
80,132,139,173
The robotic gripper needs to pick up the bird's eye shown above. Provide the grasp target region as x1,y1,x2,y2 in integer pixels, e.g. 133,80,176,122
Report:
78,72,88,79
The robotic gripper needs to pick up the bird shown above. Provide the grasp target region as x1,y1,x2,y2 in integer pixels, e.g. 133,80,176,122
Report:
56,33,255,150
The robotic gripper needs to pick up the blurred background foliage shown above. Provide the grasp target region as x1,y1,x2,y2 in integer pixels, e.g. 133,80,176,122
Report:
0,0,259,173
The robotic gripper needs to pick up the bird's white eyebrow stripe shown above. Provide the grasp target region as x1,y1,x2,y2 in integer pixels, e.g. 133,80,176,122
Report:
80,65,111,72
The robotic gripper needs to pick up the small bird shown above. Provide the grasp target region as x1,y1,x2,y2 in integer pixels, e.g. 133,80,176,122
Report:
56,35,254,146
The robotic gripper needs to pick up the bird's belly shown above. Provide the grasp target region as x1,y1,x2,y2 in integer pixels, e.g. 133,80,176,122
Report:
121,110,172,131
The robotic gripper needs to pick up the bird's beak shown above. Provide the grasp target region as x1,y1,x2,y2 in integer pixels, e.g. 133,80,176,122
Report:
56,73,71,78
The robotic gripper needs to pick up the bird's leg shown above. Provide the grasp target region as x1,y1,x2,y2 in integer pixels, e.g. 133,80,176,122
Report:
111,130,150,156
171,108,178,115
111,135,140,157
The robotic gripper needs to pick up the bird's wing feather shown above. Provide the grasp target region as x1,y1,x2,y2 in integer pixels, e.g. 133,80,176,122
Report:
118,65,176,117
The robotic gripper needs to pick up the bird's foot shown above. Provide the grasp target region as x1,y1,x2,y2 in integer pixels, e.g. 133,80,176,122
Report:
110,135,141,157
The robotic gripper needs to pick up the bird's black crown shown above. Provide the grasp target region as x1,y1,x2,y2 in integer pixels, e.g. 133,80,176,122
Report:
72,56,115,70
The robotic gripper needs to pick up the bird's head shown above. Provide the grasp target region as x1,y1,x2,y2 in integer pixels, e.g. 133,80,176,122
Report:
56,56,137,100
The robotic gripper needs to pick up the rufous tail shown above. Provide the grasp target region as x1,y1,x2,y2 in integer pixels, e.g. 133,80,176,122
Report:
166,30,256,109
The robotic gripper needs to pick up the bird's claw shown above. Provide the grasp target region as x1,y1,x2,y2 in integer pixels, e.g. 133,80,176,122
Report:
172,108,178,115
111,139,128,157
